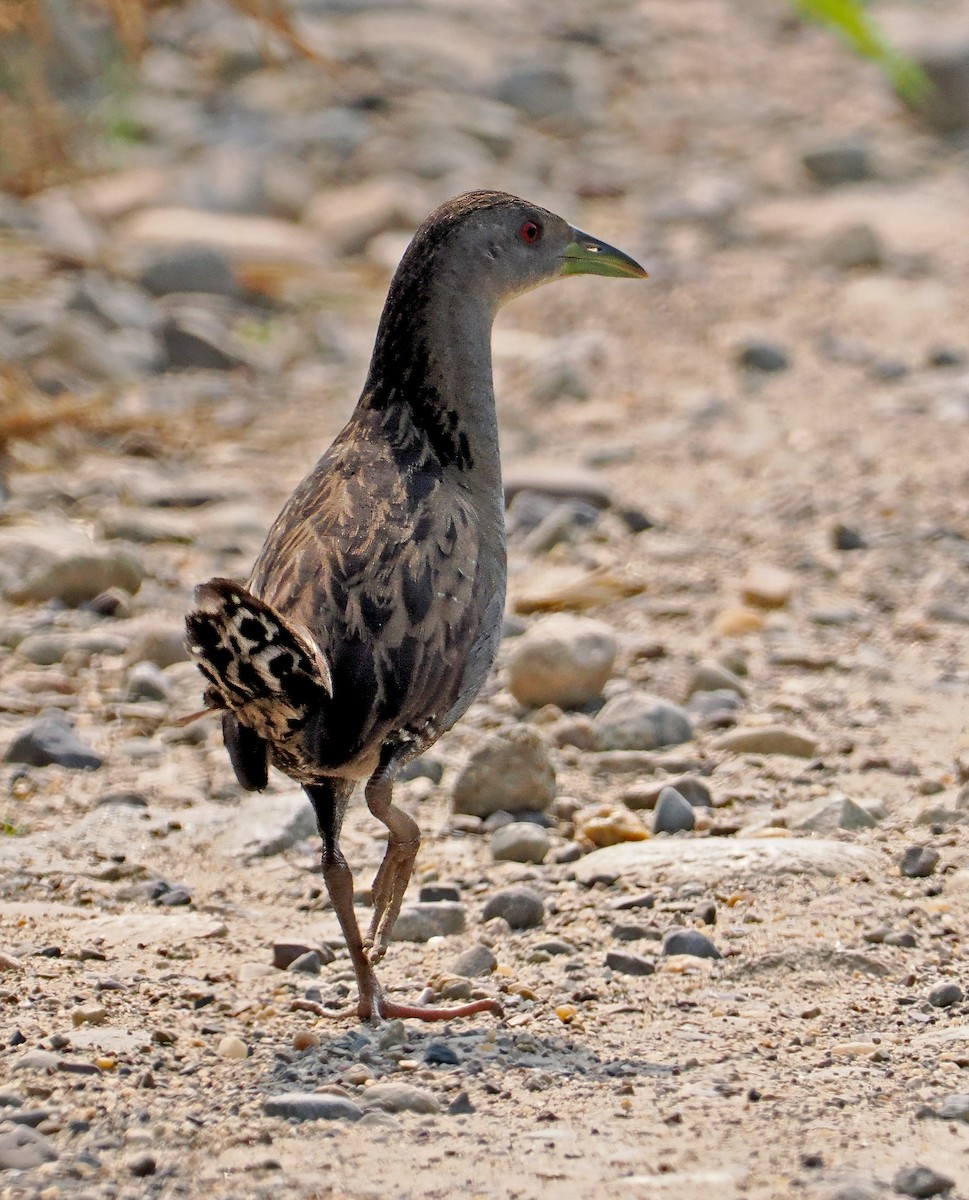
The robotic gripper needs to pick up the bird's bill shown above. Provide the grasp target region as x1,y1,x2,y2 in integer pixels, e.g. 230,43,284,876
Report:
561,228,648,279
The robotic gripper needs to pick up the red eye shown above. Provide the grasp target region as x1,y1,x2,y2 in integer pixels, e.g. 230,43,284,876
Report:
520,220,541,244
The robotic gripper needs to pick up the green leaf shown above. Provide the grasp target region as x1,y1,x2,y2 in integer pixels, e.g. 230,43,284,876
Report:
793,0,930,102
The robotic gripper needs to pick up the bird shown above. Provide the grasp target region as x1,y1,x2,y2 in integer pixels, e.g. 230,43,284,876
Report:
185,190,646,1022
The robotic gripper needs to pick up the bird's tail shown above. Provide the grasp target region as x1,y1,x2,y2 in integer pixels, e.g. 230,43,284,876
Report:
184,577,332,725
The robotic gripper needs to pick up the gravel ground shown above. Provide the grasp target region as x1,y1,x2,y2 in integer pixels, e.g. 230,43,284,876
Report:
2,1,969,1197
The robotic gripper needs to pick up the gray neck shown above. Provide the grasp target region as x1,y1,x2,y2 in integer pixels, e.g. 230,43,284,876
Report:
363,269,503,504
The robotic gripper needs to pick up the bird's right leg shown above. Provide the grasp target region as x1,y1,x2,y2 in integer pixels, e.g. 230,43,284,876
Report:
305,780,383,1022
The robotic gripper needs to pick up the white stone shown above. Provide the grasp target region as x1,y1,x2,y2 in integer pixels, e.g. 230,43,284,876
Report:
508,614,617,709
573,837,881,887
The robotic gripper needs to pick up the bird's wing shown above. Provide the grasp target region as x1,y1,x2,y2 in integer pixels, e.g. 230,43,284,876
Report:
248,421,489,768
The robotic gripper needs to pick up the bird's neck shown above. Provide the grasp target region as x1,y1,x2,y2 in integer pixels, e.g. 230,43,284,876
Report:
360,271,502,490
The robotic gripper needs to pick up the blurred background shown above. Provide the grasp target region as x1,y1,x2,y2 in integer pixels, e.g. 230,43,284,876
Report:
2,0,969,652
3,0,969,472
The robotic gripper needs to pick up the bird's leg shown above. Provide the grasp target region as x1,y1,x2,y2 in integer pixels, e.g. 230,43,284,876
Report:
363,755,420,963
306,781,382,1021
307,779,501,1023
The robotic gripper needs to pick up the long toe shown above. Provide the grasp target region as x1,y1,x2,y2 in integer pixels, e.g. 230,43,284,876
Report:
375,994,503,1022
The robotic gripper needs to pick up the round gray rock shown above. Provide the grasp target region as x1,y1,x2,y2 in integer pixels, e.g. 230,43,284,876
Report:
594,691,694,752
491,821,550,864
0,1124,59,1170
391,902,466,942
901,846,940,878
662,929,722,960
126,661,174,703
507,614,616,709
450,943,497,977
9,544,143,607
892,1164,954,1198
452,726,556,818
481,887,545,930
5,711,102,771
928,982,964,1008
263,1093,363,1122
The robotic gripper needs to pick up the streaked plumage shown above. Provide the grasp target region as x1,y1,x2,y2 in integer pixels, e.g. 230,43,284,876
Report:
186,191,646,1021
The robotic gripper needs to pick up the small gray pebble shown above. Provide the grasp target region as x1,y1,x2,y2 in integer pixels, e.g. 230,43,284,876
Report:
692,901,717,926
448,1091,475,1115
125,661,173,703
97,790,149,808
481,810,515,832
376,1020,407,1049
611,892,656,911
424,1041,459,1066
870,357,907,381
605,950,655,977
398,755,444,784
555,841,584,864
450,944,497,977
611,923,652,942
533,939,575,956
688,660,747,697
928,346,965,368
490,821,549,864
404,901,466,936
388,909,439,944
832,522,867,551
140,247,237,298
892,1164,954,1198
900,846,940,878
931,1094,969,1122
802,141,871,186
263,1093,363,1122
737,339,790,372
273,942,334,970
5,1109,51,1128
419,883,460,902
594,691,694,752
12,1050,61,1072
662,929,722,960
288,951,322,975
652,787,696,834
928,982,964,1008
481,887,544,930
884,930,917,948
128,1154,157,1178
5,711,102,771
156,886,192,907
686,687,745,722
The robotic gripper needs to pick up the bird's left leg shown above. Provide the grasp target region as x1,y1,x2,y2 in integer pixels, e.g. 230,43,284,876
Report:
363,747,421,962
360,749,502,1022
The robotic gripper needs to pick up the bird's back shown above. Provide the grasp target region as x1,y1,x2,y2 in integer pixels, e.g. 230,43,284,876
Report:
245,403,505,779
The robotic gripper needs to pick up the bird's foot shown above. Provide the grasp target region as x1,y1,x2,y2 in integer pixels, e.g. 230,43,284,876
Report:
361,934,387,965
357,984,502,1024
366,837,419,961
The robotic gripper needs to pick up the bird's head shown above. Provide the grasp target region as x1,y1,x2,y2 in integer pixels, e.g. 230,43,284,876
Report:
403,190,647,312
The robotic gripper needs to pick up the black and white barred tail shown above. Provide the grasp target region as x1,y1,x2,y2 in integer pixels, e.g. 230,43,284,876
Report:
184,577,332,738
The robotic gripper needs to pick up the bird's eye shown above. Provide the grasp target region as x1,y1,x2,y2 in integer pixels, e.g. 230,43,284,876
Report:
520,220,541,245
